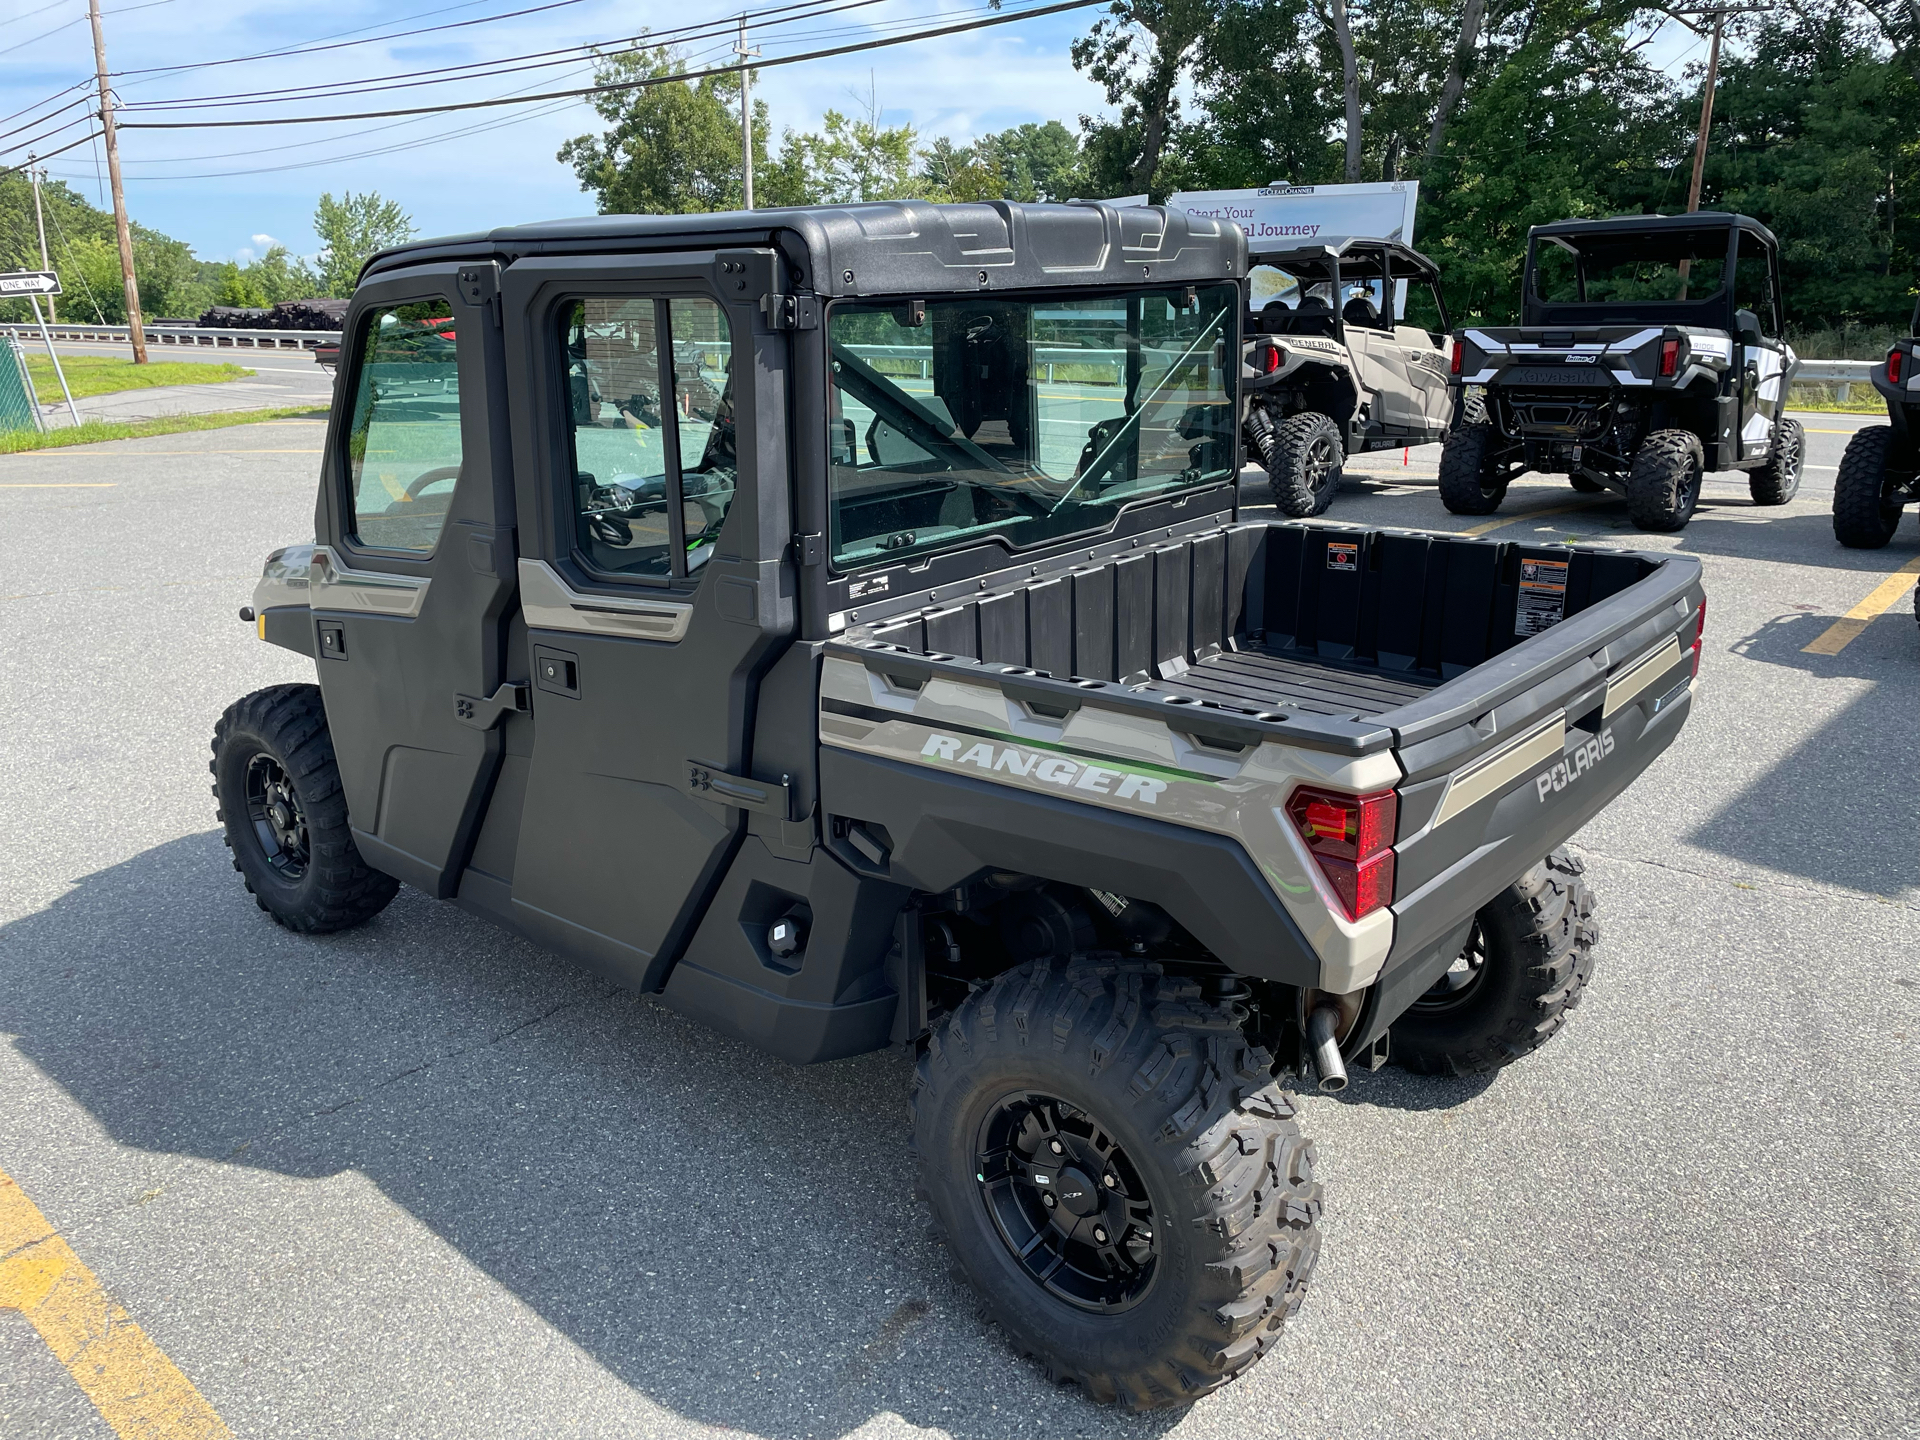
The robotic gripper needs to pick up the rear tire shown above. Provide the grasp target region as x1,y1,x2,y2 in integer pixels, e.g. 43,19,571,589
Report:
1626,429,1705,532
1392,850,1598,1076
1437,422,1510,515
211,683,398,933
913,958,1321,1410
1264,411,1346,518
1749,416,1803,505
1832,425,1905,548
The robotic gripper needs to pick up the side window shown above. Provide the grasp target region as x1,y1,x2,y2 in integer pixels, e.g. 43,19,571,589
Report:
347,300,462,553
1734,235,1778,339
563,296,737,581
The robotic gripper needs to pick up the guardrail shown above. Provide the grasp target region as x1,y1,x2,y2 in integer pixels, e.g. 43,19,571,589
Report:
2,322,337,351
1792,359,1876,402
844,343,1143,384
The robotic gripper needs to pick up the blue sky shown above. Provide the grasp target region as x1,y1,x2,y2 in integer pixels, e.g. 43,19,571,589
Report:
1,0,1714,265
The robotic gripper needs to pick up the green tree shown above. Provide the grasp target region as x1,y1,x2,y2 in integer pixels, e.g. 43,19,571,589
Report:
1071,0,1221,198
763,104,924,205
977,121,1085,200
244,245,322,304
559,45,769,214
213,262,267,309
313,191,416,296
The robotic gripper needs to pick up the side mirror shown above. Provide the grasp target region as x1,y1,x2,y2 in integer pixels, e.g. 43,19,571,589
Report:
1735,308,1764,346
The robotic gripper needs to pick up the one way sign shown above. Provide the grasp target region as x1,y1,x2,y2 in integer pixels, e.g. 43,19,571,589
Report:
0,271,62,296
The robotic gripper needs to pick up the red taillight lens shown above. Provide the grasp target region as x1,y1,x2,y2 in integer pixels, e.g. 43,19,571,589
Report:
1689,595,1707,678
1258,341,1281,375
1287,786,1398,920
1449,338,1463,375
1659,338,1680,377
1889,348,1904,385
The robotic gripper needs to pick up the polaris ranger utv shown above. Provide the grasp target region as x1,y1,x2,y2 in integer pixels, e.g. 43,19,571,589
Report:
1442,212,1802,531
215,201,1704,1409
1832,298,1920,550
1242,237,1453,516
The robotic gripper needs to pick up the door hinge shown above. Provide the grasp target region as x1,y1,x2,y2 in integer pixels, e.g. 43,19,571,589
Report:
454,682,528,729
761,294,819,331
686,761,793,820
457,264,502,327
796,532,826,566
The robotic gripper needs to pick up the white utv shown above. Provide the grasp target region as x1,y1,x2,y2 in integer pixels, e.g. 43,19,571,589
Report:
1241,238,1454,516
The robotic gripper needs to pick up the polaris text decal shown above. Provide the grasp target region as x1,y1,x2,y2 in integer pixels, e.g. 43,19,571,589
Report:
920,735,1168,805
1535,730,1615,801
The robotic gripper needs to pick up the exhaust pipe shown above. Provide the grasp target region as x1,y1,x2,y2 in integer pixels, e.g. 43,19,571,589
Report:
1306,1004,1348,1093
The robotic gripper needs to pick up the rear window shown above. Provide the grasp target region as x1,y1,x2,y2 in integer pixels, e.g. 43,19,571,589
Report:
827,285,1236,572
1531,230,1730,305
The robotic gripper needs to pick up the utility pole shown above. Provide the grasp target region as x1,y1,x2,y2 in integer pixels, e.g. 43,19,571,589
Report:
1676,4,1772,214
87,0,146,363
735,15,759,209
27,157,53,323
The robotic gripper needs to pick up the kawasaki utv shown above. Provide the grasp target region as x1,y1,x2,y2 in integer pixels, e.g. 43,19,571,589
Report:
1442,212,1802,531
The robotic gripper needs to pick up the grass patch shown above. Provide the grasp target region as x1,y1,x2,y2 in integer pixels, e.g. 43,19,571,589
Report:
1788,382,1886,414
26,354,253,403
0,406,327,455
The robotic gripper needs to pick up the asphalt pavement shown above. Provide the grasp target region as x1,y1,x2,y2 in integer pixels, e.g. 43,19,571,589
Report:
0,412,1913,1439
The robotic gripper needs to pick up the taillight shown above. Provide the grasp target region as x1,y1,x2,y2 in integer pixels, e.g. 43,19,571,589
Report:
1659,338,1681,377
1889,347,1904,385
1449,338,1463,375
1286,786,1398,920
1258,341,1281,375
1689,596,1707,678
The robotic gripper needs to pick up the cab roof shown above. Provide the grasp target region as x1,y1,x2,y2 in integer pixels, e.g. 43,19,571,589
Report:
1247,236,1435,274
1528,211,1779,249
360,200,1246,297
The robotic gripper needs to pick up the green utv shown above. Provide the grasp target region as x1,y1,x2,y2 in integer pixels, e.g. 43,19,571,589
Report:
215,202,1703,1408
1442,212,1802,532
1832,299,1920,553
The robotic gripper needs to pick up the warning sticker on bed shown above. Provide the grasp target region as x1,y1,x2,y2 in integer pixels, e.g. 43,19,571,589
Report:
1515,558,1570,636
1326,542,1359,572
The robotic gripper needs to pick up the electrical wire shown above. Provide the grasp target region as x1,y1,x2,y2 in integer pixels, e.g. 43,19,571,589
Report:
0,109,101,162
0,128,103,178
118,0,897,112
117,0,1101,130
0,94,92,148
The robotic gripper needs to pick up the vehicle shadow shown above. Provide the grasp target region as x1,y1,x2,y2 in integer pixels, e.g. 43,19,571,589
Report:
1325,1064,1497,1112
1727,610,1918,677
0,833,1192,1440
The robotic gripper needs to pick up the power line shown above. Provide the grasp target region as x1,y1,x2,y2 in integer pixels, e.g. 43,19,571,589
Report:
0,129,103,179
119,0,896,113
118,0,1102,131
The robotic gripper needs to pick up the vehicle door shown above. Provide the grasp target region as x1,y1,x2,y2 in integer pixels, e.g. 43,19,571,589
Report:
310,263,518,898
1388,252,1453,436
1733,230,1791,459
499,253,794,990
1336,247,1417,431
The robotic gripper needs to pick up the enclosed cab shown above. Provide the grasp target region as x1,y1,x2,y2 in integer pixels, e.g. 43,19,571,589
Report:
1240,238,1453,516
1442,212,1803,530
219,201,1702,1409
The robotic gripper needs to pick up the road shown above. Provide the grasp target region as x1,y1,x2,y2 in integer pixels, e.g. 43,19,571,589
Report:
15,336,335,425
0,413,1913,1439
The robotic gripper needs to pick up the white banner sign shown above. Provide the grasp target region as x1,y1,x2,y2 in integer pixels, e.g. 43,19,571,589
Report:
0,270,61,297
1165,182,1420,250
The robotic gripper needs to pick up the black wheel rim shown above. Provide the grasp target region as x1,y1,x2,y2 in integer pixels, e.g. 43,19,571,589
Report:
974,1092,1158,1312
1412,922,1487,1012
244,753,309,880
1305,434,1340,495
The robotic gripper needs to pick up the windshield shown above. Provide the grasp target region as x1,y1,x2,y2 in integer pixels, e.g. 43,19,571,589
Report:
1531,229,1731,305
827,286,1236,571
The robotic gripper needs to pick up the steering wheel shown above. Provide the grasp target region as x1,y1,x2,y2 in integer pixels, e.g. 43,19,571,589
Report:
404,466,461,499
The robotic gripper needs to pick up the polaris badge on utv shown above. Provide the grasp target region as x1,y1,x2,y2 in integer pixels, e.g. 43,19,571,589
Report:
1241,238,1453,517
1443,211,1803,531
215,200,1704,1409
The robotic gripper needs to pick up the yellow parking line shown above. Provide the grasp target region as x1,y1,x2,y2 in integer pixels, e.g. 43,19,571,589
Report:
1801,555,1920,654
0,1168,231,1440
1462,499,1606,537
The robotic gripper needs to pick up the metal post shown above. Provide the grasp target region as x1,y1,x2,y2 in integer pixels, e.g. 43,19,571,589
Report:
28,160,54,324
88,0,146,363
27,294,80,427
735,15,759,209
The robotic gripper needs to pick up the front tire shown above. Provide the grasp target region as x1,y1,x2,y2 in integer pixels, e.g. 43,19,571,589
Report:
913,959,1321,1410
211,683,398,933
1832,424,1905,548
1437,422,1510,515
1749,416,1803,505
1264,411,1346,518
1392,850,1598,1076
1626,429,1705,532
